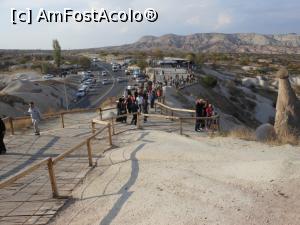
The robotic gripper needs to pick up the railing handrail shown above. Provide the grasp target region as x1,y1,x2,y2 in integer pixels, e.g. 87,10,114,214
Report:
11,107,102,121
0,157,50,189
0,100,221,197
0,123,111,196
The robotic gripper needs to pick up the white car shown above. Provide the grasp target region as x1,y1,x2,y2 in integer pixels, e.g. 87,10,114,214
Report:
117,77,127,83
76,90,86,98
84,79,93,85
80,85,89,92
102,71,107,76
43,74,54,80
102,79,111,85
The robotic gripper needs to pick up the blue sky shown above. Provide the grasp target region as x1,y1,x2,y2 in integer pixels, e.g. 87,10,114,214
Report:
1,0,300,49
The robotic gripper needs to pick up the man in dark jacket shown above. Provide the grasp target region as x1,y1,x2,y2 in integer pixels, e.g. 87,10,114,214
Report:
131,101,139,125
195,99,204,132
0,117,7,154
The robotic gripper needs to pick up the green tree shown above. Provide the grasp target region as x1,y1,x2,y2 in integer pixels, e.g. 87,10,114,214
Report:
137,59,148,71
185,53,196,63
52,39,62,68
78,57,91,69
153,48,164,60
195,53,205,65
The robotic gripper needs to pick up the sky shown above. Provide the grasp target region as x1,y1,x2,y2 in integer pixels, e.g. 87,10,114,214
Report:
1,0,300,49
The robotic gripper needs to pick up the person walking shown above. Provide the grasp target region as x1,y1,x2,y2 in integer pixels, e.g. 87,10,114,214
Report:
0,117,7,154
206,104,214,130
126,95,133,114
130,101,139,126
143,94,149,122
28,102,42,135
136,94,144,113
195,99,203,132
149,90,156,108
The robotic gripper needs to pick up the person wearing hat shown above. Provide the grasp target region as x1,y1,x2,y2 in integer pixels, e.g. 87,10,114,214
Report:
0,117,7,154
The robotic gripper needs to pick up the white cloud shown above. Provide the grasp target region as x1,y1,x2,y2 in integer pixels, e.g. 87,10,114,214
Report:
1,0,299,49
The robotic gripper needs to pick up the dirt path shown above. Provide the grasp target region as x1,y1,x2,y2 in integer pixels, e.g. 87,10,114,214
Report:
49,129,300,225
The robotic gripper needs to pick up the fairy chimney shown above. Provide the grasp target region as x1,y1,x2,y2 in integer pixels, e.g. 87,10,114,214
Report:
274,67,300,135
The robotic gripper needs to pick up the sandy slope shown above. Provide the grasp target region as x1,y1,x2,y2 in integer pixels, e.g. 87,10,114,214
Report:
50,129,300,225
0,79,76,117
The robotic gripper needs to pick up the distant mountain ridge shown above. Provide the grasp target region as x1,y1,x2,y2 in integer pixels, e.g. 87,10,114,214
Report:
102,33,300,54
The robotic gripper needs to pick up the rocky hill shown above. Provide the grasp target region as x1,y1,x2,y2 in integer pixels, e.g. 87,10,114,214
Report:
102,33,300,54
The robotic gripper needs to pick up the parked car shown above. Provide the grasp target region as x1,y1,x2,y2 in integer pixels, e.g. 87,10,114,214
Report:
102,71,107,76
125,69,131,75
42,74,54,80
83,79,93,85
80,85,89,92
102,79,112,85
76,89,86,98
116,77,127,83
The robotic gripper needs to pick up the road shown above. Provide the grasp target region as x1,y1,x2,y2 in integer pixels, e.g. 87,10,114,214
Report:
69,61,128,109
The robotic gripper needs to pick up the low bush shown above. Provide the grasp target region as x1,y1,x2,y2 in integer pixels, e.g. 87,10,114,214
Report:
201,75,218,88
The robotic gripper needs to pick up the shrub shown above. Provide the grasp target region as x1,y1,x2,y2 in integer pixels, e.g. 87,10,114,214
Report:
228,127,256,141
201,76,218,88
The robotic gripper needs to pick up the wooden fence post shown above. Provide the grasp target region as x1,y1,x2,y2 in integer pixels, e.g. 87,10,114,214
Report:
99,108,103,120
137,113,141,129
217,117,221,132
87,139,93,167
47,158,59,198
154,103,157,112
179,118,183,135
9,117,14,135
111,118,115,135
91,122,96,134
108,124,113,146
60,113,65,128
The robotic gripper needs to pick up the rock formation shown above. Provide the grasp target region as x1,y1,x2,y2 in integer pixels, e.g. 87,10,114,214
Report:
255,123,276,142
274,67,300,136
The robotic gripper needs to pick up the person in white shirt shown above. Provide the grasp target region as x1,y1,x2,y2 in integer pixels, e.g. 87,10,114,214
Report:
28,102,42,135
136,95,144,113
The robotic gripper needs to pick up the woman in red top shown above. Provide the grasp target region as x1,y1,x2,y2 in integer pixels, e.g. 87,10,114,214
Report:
206,104,214,130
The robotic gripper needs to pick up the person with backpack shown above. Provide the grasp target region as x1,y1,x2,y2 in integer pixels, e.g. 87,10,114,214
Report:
0,117,6,154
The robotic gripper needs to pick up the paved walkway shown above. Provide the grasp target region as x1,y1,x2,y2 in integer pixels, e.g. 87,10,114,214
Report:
0,112,109,225
0,108,210,225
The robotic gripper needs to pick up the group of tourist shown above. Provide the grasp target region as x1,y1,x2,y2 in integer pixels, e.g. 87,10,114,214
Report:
162,73,198,89
195,99,217,132
117,84,162,125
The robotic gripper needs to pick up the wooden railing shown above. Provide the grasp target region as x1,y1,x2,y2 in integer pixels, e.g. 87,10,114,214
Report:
2,107,116,135
99,102,221,135
0,122,113,198
154,102,220,131
0,101,220,198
